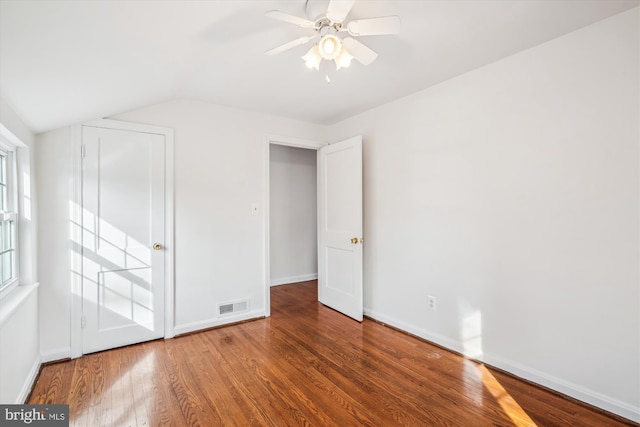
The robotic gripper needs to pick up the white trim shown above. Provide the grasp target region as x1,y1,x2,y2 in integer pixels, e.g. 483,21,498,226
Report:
0,212,17,221
83,118,172,136
16,353,41,404
164,127,175,338
363,307,464,355
71,119,175,358
0,126,36,289
173,309,265,336
364,307,640,423
263,137,270,317
70,125,82,359
265,134,325,150
0,279,19,301
0,124,27,149
0,142,20,294
481,353,640,423
270,273,318,287
40,347,71,364
263,135,326,318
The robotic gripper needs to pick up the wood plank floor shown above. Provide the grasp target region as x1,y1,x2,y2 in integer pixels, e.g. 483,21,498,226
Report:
29,281,634,426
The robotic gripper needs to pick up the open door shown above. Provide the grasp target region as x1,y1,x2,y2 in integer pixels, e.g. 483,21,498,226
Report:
318,136,363,321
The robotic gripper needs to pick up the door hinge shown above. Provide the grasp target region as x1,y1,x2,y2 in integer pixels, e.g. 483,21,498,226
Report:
81,144,86,158
81,314,86,328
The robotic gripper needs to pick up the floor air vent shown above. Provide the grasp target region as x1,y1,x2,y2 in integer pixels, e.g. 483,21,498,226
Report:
218,300,249,316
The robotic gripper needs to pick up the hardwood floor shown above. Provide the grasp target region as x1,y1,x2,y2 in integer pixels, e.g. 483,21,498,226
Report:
29,281,633,426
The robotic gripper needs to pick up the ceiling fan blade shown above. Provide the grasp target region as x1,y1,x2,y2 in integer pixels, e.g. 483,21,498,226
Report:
265,36,314,56
342,37,378,65
265,10,315,28
327,0,356,23
347,16,401,36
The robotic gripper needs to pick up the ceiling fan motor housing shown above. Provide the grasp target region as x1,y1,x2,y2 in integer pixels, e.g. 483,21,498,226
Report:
315,17,342,32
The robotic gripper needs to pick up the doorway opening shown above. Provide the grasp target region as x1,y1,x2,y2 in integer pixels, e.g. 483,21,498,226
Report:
263,134,363,321
269,144,318,287
263,135,323,316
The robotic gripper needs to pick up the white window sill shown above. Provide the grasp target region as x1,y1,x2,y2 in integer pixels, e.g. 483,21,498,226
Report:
0,278,19,300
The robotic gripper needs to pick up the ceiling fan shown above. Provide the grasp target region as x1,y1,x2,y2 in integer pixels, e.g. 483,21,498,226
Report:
265,0,400,79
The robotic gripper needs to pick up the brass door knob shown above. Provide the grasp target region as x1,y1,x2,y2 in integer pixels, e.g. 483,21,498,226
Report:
153,243,163,250
351,237,359,244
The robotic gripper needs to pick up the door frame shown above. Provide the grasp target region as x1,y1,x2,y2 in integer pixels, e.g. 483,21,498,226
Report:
70,118,175,358
263,134,325,317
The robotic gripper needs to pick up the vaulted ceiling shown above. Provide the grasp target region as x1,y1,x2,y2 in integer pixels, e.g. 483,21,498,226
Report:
1,0,638,134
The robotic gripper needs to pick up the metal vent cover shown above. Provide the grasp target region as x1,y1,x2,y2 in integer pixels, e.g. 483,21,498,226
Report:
218,300,249,316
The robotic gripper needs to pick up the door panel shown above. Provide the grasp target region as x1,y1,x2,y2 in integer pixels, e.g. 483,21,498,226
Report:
326,247,354,294
82,125,165,354
318,136,363,321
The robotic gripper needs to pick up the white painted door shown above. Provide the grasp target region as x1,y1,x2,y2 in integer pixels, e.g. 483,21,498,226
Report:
81,125,165,354
318,136,363,321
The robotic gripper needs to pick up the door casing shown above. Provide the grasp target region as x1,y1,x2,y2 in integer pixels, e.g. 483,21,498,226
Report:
70,119,174,359
263,135,324,317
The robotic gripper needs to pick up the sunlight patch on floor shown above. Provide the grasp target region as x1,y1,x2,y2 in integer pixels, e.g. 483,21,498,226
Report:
477,364,537,426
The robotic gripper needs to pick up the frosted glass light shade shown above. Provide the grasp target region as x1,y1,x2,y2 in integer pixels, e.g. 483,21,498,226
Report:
318,35,342,60
302,45,321,70
335,47,353,70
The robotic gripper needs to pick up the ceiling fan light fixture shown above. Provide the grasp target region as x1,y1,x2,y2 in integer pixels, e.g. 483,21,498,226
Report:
266,0,401,78
335,47,353,70
302,45,322,70
318,34,342,60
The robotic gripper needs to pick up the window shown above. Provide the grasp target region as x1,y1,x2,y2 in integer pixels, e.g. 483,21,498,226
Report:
0,147,17,292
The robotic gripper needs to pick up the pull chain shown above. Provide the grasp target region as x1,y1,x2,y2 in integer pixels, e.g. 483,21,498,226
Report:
324,60,331,84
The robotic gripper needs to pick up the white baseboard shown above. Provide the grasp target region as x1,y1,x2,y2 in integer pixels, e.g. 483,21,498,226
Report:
41,347,71,363
363,307,640,423
174,309,266,336
17,355,41,403
270,273,318,287
364,307,464,354
482,353,640,423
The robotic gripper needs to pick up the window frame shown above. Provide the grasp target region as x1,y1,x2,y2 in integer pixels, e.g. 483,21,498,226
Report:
0,140,19,298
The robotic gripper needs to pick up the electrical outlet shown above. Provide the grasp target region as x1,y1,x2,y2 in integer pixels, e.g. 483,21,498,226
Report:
428,296,437,311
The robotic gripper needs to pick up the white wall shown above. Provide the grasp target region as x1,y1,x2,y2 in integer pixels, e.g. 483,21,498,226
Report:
114,101,326,333
28,8,639,421
0,98,39,403
36,127,73,361
329,8,639,422
36,99,327,351
269,144,317,286
1,98,34,148
0,286,39,403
